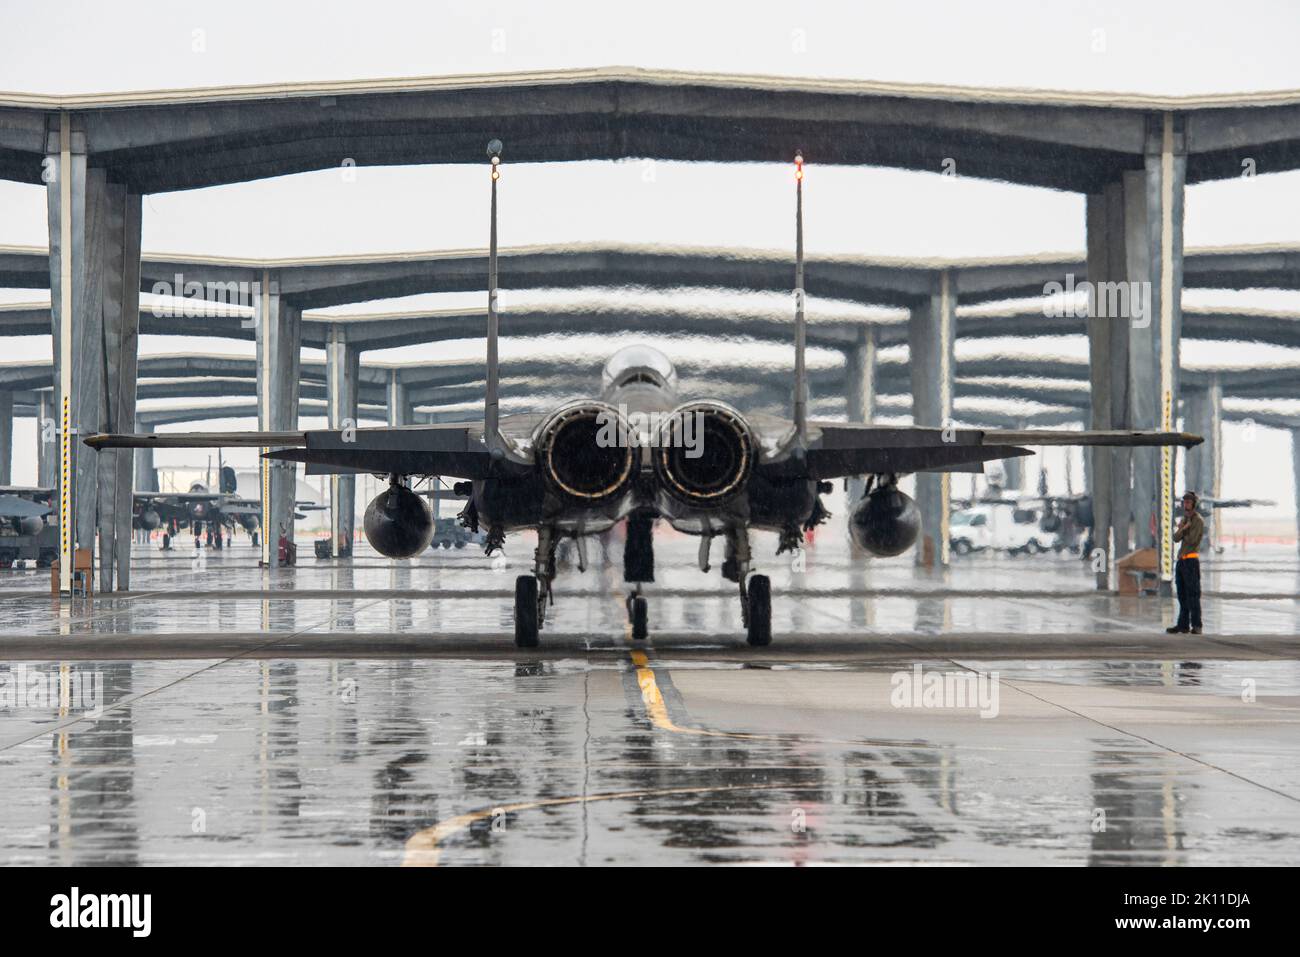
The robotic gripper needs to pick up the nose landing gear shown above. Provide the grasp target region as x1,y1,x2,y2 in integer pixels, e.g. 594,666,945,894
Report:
626,586,648,641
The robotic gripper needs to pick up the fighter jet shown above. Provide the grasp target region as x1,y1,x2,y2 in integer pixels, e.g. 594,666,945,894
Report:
134,465,261,548
7,475,297,552
0,486,57,567
134,464,324,548
1171,495,1276,554
85,149,1201,647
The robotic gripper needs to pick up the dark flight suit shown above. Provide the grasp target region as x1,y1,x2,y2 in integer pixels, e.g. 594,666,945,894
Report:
1173,510,1204,632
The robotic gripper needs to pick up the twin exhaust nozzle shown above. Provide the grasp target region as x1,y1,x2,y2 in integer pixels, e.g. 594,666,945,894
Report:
535,401,754,507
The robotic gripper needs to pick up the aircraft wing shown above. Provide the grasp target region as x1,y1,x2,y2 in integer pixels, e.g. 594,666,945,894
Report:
0,495,52,519
768,422,1202,481
265,425,508,478
87,421,1203,484
135,491,220,504
86,424,525,480
981,429,1204,447
89,431,307,448
212,498,323,517
1202,497,1275,508
0,485,55,498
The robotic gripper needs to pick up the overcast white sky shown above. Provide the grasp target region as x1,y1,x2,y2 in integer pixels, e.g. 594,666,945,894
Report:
1,1,1298,517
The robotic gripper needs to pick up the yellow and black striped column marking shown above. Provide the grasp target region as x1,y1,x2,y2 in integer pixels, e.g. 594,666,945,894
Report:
58,113,73,595
1158,112,1176,584
259,269,271,567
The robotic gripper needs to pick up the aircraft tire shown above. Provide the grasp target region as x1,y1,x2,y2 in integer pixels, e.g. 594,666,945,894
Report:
746,574,771,647
514,575,540,648
631,595,648,640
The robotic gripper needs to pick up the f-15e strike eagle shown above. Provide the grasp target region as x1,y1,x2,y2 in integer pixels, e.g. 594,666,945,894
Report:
87,150,1200,647
4,469,307,553
133,465,261,548
132,465,321,548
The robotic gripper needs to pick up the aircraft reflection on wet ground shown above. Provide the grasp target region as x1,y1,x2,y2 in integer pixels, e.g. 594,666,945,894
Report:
1,538,1298,865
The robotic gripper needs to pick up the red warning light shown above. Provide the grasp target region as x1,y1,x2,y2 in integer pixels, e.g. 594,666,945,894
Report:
794,152,804,181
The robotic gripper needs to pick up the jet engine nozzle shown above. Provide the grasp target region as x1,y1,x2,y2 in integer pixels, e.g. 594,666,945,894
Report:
849,485,920,557
653,402,754,507
239,514,260,533
139,509,161,530
535,402,636,505
363,483,434,558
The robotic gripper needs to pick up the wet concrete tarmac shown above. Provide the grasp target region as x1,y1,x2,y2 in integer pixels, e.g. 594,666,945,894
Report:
1,535,1298,865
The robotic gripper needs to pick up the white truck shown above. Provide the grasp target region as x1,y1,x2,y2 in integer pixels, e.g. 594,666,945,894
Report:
950,502,1050,556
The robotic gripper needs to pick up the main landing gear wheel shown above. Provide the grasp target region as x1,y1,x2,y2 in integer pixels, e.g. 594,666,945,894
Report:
514,575,540,648
746,574,771,647
630,595,648,641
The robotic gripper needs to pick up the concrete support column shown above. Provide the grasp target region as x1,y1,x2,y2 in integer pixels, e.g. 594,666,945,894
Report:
908,270,955,569
46,115,142,592
134,421,157,493
844,325,876,504
386,370,409,427
326,327,360,558
255,273,300,567
1139,114,1187,591
1002,419,1024,493
0,391,12,486
1085,118,1185,593
1293,430,1300,558
1085,178,1127,588
46,117,96,591
1080,437,1090,501
96,177,142,592
1208,380,1223,548
36,391,56,489
1184,379,1222,542
1183,390,1207,493
1085,164,1161,587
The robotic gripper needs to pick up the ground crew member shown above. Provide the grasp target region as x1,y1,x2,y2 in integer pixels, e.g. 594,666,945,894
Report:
1167,491,1204,635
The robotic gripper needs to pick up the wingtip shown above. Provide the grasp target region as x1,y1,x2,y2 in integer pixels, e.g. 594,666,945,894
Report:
83,432,151,450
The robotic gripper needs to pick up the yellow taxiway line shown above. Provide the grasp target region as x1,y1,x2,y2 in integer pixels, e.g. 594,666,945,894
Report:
402,781,814,866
